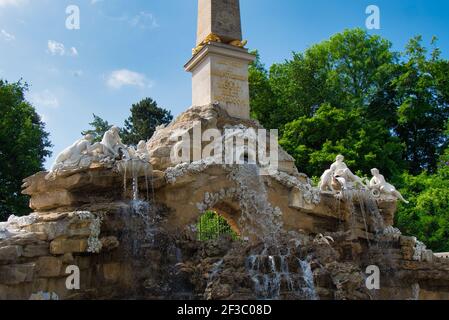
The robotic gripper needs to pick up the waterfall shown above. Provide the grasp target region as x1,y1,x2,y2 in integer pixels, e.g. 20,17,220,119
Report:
246,244,318,300
130,200,158,246
117,159,154,202
341,189,385,242
228,164,283,242
226,164,318,300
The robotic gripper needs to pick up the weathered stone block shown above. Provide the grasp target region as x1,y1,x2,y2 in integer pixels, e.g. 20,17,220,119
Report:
25,222,66,240
50,239,88,255
400,236,417,248
23,244,49,258
0,245,23,262
103,263,121,283
29,190,77,211
100,236,119,251
41,212,70,222
37,256,63,277
62,253,75,264
422,250,434,263
401,246,415,260
0,263,36,285
75,256,91,270
5,232,46,245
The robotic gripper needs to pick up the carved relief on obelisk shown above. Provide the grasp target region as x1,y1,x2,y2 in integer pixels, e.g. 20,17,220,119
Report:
185,0,255,120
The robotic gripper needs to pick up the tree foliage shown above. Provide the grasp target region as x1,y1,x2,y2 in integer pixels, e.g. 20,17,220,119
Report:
121,98,173,145
394,36,449,174
0,80,52,221
250,29,449,178
81,114,113,142
396,149,449,252
82,98,173,146
249,29,449,251
197,210,238,242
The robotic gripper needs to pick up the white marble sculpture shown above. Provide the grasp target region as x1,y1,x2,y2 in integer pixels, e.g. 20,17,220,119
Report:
100,126,129,159
135,140,150,161
127,141,150,160
46,126,138,179
48,134,96,175
369,168,409,204
319,155,366,192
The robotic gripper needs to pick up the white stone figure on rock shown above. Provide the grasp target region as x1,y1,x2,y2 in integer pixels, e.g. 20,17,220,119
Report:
135,140,150,161
319,155,366,192
46,126,134,179
369,168,409,204
46,134,97,179
127,140,150,162
100,126,129,159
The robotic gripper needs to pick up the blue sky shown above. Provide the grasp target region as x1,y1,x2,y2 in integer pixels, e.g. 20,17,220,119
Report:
1,0,448,169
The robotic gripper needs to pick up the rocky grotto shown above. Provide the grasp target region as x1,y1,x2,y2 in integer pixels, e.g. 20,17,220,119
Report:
1,0,449,300
1,102,449,300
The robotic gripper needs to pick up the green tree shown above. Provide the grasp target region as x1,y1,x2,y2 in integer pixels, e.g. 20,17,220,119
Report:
248,51,278,129
254,29,399,131
197,210,238,242
280,103,404,178
81,114,112,142
121,98,173,145
250,29,449,178
396,150,449,252
264,29,405,177
0,80,52,221
394,36,449,174
82,98,173,146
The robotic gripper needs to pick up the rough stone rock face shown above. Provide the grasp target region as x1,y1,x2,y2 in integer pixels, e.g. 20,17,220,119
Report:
147,104,297,175
1,104,449,300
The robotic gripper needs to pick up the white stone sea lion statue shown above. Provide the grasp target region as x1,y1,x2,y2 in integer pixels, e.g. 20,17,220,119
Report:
127,140,150,161
46,134,96,179
46,126,133,179
319,155,366,192
369,168,409,204
100,126,129,159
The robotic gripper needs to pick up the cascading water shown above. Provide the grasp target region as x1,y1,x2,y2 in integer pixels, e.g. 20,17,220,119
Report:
116,158,161,251
130,200,158,246
228,164,318,300
341,189,385,243
246,244,317,300
117,158,154,202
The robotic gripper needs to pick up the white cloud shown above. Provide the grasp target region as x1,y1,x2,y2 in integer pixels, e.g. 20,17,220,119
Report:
1,29,15,41
130,11,159,29
0,0,27,7
90,0,103,4
47,40,65,56
47,40,78,57
106,69,152,89
29,90,60,109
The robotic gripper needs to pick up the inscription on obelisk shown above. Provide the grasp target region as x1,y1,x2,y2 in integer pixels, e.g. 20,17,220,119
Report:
185,0,255,120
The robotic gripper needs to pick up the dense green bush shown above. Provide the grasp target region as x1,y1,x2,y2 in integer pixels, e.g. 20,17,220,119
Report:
197,211,239,242
396,151,449,252
0,80,52,221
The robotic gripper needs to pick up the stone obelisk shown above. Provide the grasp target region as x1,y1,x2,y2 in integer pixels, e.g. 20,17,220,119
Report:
185,0,255,119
